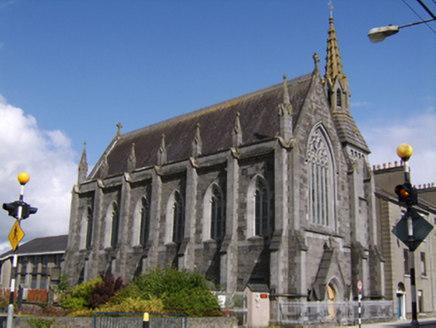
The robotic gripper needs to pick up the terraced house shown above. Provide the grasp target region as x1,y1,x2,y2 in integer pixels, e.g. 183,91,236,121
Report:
64,12,386,323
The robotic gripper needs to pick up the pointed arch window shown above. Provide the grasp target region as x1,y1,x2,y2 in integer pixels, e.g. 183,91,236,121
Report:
172,192,184,244
211,185,225,241
336,89,342,107
255,179,269,236
85,207,93,249
110,203,120,248
306,126,335,227
139,197,150,246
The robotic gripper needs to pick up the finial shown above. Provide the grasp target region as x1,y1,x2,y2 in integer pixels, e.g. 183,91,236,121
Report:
282,74,290,105
116,122,123,136
328,0,333,18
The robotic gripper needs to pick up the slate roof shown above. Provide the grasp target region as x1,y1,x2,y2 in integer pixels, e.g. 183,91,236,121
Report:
0,235,68,260
90,72,314,179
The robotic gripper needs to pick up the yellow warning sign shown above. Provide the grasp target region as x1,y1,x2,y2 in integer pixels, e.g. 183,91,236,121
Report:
9,220,25,251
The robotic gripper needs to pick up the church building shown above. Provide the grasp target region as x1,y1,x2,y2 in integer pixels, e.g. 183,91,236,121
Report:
64,12,385,323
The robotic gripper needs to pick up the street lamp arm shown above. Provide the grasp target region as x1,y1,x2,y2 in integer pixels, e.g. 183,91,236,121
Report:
368,17,436,43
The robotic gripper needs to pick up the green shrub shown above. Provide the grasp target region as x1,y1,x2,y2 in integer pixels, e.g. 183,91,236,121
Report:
60,277,102,310
27,318,55,328
123,268,221,316
100,296,164,312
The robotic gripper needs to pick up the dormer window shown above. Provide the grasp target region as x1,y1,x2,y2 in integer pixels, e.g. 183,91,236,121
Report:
336,89,342,107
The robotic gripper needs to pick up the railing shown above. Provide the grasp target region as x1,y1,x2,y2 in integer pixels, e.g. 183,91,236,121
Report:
215,291,248,327
279,300,394,326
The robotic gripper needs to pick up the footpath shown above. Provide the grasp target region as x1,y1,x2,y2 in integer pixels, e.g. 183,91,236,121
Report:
348,317,436,327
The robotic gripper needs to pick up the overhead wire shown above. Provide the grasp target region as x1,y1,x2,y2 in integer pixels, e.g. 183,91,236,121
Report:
402,0,436,33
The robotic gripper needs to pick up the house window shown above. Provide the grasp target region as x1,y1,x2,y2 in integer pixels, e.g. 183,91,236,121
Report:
172,192,184,244
86,207,93,249
211,186,225,241
110,203,120,248
420,252,427,276
306,126,334,227
139,197,150,246
404,249,410,274
255,179,269,236
418,290,424,313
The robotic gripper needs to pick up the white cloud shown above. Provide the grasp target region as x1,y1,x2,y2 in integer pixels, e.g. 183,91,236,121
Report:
361,108,436,188
0,97,77,254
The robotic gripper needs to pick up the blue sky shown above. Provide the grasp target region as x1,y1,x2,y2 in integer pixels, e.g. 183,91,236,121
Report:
0,0,435,250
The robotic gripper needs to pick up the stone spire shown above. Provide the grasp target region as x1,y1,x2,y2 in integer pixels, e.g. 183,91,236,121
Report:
192,123,202,158
278,74,293,143
78,142,88,184
325,2,348,88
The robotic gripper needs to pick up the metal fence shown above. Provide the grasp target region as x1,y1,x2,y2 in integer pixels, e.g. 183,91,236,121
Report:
215,291,248,327
279,300,394,326
94,312,187,328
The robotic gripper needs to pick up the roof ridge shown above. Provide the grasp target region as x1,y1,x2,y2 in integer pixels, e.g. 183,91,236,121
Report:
122,72,313,138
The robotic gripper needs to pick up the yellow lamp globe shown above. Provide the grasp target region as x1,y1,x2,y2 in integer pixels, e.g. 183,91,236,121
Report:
397,143,413,161
17,172,30,185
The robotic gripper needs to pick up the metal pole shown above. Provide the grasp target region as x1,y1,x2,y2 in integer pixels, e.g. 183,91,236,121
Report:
6,254,17,328
358,292,362,328
6,183,26,328
404,162,419,328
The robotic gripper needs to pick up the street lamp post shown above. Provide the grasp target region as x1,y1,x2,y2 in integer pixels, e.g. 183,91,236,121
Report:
396,144,419,328
368,0,436,42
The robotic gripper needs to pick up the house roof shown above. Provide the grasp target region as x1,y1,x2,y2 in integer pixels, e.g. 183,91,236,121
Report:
0,235,68,260
89,72,315,180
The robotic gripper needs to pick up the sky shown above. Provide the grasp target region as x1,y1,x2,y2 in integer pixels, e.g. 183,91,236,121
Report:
0,0,435,253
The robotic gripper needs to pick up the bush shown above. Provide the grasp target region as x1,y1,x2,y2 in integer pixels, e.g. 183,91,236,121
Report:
87,273,124,309
60,277,102,310
123,268,221,316
27,318,55,328
99,296,164,312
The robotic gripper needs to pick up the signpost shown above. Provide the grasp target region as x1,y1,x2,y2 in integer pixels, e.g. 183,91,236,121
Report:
391,144,434,328
2,173,37,328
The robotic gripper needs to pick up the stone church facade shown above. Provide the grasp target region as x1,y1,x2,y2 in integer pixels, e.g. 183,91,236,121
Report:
64,14,385,321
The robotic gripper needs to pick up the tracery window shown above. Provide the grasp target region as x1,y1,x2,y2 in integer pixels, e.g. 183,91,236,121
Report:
139,197,150,246
306,126,334,226
210,185,225,241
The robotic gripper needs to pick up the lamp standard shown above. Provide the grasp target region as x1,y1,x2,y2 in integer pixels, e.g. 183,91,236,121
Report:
368,0,435,42
396,144,419,328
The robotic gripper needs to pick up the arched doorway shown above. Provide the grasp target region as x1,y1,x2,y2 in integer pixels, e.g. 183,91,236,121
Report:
396,282,406,320
327,283,336,320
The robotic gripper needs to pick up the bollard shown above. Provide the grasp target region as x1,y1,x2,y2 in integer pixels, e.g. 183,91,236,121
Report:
143,312,149,328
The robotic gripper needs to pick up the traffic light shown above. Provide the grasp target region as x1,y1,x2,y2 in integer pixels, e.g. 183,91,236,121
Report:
2,201,19,218
21,203,38,219
2,201,37,219
395,182,418,205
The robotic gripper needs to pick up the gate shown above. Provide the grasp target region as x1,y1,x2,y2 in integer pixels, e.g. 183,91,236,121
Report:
94,312,188,328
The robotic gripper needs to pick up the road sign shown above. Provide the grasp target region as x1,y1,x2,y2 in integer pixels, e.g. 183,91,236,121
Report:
357,279,363,292
8,220,25,251
392,208,434,252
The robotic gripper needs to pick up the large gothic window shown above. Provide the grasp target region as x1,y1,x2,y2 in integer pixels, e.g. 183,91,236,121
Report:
172,192,184,244
211,185,225,241
110,203,120,248
255,179,269,236
247,176,270,238
85,207,93,249
306,126,335,227
139,197,150,246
